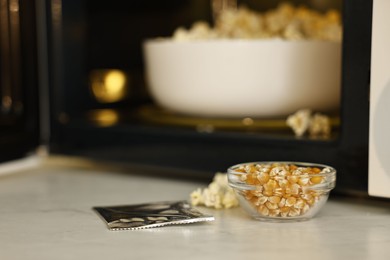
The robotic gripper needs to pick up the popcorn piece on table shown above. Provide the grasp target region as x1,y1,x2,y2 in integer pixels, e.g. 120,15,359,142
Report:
190,173,239,209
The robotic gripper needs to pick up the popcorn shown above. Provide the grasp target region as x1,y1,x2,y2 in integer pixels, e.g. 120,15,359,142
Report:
216,6,266,39
265,3,295,35
172,27,190,41
286,109,332,138
222,191,238,208
190,173,239,209
309,113,331,138
189,188,204,206
286,109,312,137
172,3,342,42
173,22,217,41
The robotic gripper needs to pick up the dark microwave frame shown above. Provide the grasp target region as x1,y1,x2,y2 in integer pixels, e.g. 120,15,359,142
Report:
1,0,373,197
0,0,40,162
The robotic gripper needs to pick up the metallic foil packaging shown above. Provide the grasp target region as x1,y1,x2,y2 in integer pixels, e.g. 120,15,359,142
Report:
93,201,214,231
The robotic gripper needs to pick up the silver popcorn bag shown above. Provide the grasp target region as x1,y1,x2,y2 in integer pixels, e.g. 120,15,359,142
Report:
93,201,214,231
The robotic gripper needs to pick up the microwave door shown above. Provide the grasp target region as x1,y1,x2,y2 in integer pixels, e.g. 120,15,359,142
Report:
0,0,41,166
0,0,14,116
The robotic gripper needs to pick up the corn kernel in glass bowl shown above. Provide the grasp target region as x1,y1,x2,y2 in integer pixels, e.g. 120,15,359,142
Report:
227,162,336,222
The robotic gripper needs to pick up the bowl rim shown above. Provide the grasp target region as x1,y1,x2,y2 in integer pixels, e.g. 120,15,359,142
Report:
227,161,337,178
143,37,342,46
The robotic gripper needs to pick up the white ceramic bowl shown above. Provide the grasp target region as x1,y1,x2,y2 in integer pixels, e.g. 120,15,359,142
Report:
143,39,341,118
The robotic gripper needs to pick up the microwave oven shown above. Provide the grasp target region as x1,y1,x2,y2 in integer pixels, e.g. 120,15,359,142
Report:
1,0,387,199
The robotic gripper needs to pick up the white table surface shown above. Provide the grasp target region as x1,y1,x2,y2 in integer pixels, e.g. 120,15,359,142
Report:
1,157,390,260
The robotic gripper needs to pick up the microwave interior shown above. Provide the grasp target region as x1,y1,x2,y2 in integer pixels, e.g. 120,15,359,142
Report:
0,0,372,196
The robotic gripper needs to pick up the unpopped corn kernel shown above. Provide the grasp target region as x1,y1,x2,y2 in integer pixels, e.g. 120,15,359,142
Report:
269,209,281,217
268,196,281,204
265,201,279,210
256,196,268,205
294,199,306,209
285,196,297,207
258,205,270,216
288,207,301,217
257,172,270,184
310,176,323,184
278,198,286,208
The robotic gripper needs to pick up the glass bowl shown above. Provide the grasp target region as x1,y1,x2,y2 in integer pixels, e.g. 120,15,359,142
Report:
227,161,336,222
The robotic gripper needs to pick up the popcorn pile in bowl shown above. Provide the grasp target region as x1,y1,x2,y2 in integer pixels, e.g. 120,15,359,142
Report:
173,2,342,42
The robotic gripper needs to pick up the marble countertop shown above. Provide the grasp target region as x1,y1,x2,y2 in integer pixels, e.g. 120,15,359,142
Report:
1,157,390,260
